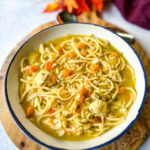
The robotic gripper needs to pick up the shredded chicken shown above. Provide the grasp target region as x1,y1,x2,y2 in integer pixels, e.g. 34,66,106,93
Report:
34,70,49,85
89,100,107,117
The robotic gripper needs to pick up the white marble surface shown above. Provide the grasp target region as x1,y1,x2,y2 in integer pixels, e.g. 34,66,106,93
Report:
0,0,150,149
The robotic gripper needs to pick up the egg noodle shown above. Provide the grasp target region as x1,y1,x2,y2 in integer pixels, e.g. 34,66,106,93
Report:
19,34,136,140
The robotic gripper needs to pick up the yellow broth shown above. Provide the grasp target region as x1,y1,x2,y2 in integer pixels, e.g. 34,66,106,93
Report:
19,34,136,141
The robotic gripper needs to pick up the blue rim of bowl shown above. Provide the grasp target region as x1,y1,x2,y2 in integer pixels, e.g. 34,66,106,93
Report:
5,22,147,150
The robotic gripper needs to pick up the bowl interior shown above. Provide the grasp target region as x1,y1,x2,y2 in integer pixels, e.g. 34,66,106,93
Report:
5,23,146,150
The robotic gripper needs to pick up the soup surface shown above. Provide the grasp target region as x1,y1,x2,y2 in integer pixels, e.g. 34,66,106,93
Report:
19,34,136,141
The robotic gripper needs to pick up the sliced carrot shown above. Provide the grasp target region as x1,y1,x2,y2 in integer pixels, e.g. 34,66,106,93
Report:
26,106,34,117
56,46,63,54
79,86,88,103
63,69,72,78
93,117,101,123
30,66,37,72
51,75,57,83
78,43,86,50
125,94,130,101
68,51,76,59
47,109,55,114
48,118,55,125
80,95,85,103
90,64,100,72
79,86,87,96
118,87,126,94
46,61,53,71
109,52,118,59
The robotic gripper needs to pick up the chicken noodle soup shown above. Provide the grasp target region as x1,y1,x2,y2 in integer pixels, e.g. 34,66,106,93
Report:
19,34,136,141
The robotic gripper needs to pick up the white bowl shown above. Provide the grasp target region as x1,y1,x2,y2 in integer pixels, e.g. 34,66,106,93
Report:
5,23,147,150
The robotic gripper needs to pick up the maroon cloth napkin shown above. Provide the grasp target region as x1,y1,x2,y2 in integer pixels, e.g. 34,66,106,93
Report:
113,0,150,30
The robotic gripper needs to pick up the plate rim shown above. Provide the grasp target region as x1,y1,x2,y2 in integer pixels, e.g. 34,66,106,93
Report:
4,22,147,150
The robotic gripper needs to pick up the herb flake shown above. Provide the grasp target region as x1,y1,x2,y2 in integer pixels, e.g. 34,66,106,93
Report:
57,102,61,106
95,93,100,99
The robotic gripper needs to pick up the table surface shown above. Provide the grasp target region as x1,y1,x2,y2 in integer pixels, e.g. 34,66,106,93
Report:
0,0,150,149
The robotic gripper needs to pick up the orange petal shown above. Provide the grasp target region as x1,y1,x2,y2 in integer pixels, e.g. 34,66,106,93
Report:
96,3,103,13
76,0,90,12
91,0,103,13
43,3,61,13
63,0,78,13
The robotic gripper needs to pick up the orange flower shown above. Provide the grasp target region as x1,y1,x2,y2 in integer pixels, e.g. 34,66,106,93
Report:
43,0,103,16
63,0,90,16
63,0,78,13
43,2,61,13
90,0,103,13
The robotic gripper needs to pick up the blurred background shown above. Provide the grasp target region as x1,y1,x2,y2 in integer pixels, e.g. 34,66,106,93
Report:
0,0,150,149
